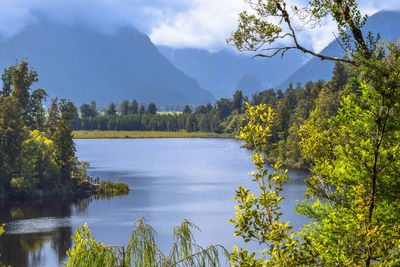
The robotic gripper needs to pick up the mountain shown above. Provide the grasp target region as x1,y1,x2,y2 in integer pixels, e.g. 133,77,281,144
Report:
279,10,400,89
158,46,308,98
0,15,215,106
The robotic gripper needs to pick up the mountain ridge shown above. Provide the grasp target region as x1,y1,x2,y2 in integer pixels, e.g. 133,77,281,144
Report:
0,15,215,106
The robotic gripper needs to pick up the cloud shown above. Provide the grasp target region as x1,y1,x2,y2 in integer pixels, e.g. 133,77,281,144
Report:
0,0,165,37
0,0,398,52
361,0,400,13
149,0,247,50
147,0,394,52
0,0,247,51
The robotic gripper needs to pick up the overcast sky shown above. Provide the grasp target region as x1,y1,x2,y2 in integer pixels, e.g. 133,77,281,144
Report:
0,0,398,52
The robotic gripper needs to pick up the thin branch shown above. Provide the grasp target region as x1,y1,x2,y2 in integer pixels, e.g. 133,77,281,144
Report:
272,2,357,65
333,32,349,54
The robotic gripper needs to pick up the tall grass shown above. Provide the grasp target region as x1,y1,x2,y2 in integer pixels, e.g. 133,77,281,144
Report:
73,130,232,139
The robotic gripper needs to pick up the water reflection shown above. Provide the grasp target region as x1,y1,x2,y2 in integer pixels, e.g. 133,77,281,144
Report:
0,198,89,267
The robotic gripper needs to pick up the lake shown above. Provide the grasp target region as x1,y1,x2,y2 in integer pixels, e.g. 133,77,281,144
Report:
0,138,308,267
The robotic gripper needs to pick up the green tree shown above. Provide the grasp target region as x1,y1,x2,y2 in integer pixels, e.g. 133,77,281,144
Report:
195,105,207,114
206,103,213,113
0,223,5,266
90,101,97,117
330,61,352,92
130,99,138,114
2,61,49,129
47,98,59,134
8,61,39,127
60,99,77,127
185,114,197,132
229,0,400,266
52,100,76,184
138,104,145,115
0,96,25,197
1,65,14,97
106,103,117,115
121,100,129,116
182,105,192,114
146,102,157,114
232,90,244,112
19,130,60,194
29,88,48,130
215,98,232,120
53,119,75,184
80,104,92,119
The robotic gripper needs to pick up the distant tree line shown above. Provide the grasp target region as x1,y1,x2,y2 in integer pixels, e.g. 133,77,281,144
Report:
75,90,247,133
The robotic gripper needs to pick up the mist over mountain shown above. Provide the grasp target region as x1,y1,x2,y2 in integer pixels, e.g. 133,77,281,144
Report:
159,10,400,98
0,15,215,106
279,10,400,89
158,46,308,98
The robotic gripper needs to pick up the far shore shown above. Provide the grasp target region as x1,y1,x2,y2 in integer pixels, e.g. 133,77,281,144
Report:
73,130,233,139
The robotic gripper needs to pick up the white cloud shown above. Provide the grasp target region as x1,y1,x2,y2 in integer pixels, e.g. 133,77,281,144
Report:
149,0,247,50
0,0,398,52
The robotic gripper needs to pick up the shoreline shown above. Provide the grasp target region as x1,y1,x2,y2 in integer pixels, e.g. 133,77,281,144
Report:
73,130,233,139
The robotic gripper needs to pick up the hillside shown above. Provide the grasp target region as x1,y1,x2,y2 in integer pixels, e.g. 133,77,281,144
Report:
0,15,215,106
158,46,308,98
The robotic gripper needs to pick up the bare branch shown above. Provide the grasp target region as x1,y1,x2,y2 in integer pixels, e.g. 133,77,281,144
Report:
333,32,349,54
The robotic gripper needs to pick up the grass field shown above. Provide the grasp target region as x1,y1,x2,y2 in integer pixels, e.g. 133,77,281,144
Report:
73,130,233,139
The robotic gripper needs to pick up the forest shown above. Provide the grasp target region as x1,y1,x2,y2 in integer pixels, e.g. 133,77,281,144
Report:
0,61,128,200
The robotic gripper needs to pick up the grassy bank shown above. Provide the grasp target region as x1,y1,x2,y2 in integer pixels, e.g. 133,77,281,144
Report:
73,130,233,139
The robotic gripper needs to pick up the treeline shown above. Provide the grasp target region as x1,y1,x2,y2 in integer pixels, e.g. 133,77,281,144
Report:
74,91,247,133
0,61,125,200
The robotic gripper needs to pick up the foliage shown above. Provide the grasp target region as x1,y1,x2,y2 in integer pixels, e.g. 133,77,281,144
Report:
230,103,316,266
106,103,117,115
64,223,119,267
231,99,400,266
296,41,400,265
182,105,192,114
230,1,400,265
120,100,130,116
96,180,130,197
0,223,7,267
0,96,26,195
65,217,229,267
0,60,110,200
147,102,157,115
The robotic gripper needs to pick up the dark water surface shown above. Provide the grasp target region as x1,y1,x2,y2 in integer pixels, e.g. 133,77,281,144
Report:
0,138,308,267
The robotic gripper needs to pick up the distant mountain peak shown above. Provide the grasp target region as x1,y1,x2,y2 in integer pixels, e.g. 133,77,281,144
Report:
0,14,215,106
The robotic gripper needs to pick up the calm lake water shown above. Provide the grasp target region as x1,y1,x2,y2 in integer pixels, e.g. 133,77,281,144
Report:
0,138,308,267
